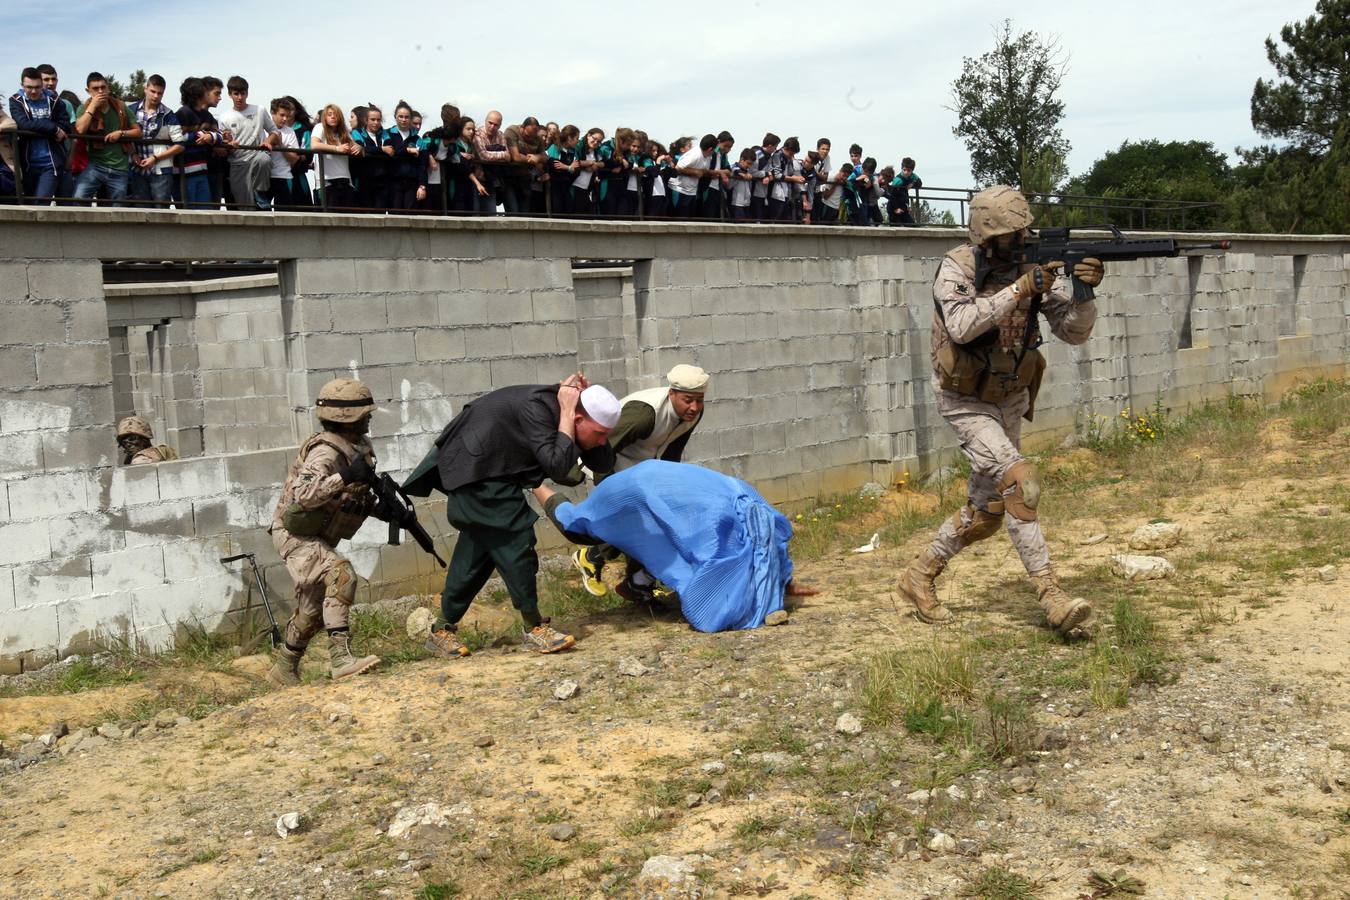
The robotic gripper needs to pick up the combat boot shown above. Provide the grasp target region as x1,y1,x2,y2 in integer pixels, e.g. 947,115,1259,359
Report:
1029,569,1092,637
327,632,380,679
898,549,953,624
266,644,304,687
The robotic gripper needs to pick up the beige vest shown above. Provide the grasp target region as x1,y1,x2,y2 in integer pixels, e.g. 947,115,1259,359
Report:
272,430,375,544
615,387,697,472
931,244,1046,414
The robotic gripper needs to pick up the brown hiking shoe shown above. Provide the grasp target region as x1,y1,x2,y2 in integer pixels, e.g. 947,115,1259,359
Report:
523,619,575,654
267,644,303,687
425,628,471,659
328,632,380,679
1030,570,1092,637
898,549,953,624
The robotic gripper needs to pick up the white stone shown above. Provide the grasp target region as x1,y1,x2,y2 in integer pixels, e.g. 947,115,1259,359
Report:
617,656,652,677
928,831,957,853
638,855,696,885
1128,522,1183,551
1110,554,1176,581
405,607,436,641
1317,564,1337,583
275,812,303,838
835,712,864,735
386,802,472,840
553,680,580,700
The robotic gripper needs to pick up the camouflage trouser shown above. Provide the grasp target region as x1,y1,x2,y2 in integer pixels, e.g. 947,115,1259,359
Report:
272,529,357,649
927,383,1051,575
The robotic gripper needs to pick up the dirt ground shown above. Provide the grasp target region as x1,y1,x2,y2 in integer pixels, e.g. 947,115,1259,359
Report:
1,411,1348,900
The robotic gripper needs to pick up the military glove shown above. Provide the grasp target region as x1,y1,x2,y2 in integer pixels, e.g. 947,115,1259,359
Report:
1073,257,1104,287
1012,262,1060,298
338,455,374,485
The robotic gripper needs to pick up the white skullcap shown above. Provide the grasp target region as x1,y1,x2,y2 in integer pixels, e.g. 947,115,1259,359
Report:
666,364,710,393
579,384,621,429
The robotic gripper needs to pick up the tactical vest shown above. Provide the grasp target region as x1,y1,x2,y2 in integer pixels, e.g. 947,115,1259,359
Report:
128,444,180,464
615,387,698,472
930,244,1047,416
274,431,375,544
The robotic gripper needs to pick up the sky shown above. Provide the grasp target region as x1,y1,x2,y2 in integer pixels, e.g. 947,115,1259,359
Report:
4,0,1310,211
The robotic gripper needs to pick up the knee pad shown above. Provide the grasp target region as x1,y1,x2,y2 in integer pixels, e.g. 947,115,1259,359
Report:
1000,460,1041,521
950,503,1004,547
323,560,357,607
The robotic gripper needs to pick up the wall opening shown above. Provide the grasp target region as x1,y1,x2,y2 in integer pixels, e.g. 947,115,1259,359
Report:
104,264,290,460
1179,255,1203,349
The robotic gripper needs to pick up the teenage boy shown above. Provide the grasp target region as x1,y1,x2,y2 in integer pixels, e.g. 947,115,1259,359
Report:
812,138,831,222
729,148,756,221
749,133,779,221
72,72,141,204
173,77,224,209
217,76,278,210
669,134,715,220
198,77,230,207
267,97,300,209
8,67,70,203
700,130,733,219
127,74,182,208
35,64,76,200
768,137,805,221
889,157,923,225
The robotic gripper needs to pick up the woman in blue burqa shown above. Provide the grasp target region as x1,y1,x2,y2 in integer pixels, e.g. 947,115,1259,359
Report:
531,459,816,632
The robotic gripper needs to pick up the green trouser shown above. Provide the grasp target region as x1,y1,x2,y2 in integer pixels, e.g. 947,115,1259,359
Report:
441,480,543,628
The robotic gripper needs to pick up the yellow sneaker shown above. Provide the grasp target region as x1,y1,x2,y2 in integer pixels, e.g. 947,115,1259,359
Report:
572,548,607,597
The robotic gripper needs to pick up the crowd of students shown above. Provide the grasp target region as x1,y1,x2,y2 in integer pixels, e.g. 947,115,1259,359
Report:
3,66,925,224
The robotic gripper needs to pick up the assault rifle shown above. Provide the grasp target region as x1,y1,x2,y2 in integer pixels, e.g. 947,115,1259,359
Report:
370,472,447,568
974,225,1232,302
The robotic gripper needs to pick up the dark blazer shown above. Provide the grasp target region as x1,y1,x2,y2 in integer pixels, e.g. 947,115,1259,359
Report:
403,384,616,497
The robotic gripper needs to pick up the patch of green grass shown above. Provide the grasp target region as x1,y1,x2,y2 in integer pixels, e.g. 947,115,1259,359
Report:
1082,596,1173,709
733,814,784,849
414,883,462,900
861,638,977,728
783,491,886,561
516,853,566,876
962,865,1043,899
55,658,144,694
619,812,674,837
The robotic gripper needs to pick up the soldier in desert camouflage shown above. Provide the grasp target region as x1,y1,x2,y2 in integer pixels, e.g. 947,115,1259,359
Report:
897,185,1105,637
266,378,383,685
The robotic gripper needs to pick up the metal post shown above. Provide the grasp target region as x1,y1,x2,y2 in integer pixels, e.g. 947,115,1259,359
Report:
317,151,329,212
12,140,24,204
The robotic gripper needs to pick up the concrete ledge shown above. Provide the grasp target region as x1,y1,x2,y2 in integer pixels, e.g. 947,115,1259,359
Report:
104,273,280,297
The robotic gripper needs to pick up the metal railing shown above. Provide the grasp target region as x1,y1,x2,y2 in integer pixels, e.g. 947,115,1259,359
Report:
911,184,1226,232
2,130,1226,230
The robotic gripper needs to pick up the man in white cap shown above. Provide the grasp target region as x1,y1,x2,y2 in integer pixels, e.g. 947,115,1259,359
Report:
572,364,709,602
403,375,620,654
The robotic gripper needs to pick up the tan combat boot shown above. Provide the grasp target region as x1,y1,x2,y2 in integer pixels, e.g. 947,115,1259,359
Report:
266,644,304,687
898,549,954,624
1029,570,1092,636
328,632,380,679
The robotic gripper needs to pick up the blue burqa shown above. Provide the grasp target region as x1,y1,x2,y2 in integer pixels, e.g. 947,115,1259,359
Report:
551,460,795,632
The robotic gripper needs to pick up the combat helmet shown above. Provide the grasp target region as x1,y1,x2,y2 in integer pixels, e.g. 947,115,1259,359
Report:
117,416,154,440
967,185,1034,244
315,378,375,424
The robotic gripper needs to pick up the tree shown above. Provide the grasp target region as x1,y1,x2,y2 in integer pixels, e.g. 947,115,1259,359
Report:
1249,0,1349,154
1066,140,1233,229
105,70,147,101
950,20,1071,189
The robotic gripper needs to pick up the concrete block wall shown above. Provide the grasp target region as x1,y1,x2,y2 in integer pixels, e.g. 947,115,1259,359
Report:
0,209,1345,668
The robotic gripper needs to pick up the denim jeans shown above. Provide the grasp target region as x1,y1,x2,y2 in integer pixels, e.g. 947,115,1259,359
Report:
128,171,173,207
22,168,58,203
73,163,130,203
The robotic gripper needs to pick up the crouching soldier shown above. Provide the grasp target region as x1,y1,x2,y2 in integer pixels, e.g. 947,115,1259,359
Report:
117,416,179,465
267,378,382,686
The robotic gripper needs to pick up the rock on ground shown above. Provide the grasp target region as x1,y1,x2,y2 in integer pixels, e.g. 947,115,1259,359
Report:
639,855,696,885
1110,554,1176,581
1128,522,1183,551
835,712,864,735
405,607,437,641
